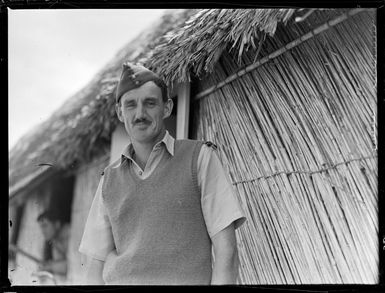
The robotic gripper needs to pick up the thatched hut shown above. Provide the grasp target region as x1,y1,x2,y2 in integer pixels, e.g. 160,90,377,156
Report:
9,8,377,284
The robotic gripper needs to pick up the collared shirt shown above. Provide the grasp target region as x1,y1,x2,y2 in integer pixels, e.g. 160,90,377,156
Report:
79,131,246,261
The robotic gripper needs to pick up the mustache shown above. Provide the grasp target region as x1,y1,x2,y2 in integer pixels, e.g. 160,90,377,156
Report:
133,118,151,125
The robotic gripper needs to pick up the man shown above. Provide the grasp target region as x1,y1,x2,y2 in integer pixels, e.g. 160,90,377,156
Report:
36,210,69,279
79,63,246,285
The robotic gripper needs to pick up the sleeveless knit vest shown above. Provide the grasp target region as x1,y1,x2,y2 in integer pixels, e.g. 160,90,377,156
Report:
101,140,212,285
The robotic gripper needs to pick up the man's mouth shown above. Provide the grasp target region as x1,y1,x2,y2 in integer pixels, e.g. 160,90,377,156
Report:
133,120,150,128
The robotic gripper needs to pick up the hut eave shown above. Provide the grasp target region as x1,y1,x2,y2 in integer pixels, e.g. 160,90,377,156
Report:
9,166,54,201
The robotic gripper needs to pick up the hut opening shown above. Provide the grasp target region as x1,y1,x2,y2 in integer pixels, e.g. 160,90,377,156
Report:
45,174,75,224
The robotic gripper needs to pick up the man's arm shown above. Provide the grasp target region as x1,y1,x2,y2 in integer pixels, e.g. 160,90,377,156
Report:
84,257,105,285
211,222,239,285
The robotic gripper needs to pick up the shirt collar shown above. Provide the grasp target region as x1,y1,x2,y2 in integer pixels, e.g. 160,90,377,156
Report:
119,130,175,165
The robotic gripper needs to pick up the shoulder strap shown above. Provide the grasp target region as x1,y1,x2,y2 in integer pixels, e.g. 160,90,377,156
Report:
203,141,218,150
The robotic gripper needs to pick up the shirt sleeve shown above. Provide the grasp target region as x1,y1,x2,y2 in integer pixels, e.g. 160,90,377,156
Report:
198,144,247,238
78,176,115,261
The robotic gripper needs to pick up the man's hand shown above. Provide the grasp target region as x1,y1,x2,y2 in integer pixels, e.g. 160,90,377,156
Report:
210,222,239,285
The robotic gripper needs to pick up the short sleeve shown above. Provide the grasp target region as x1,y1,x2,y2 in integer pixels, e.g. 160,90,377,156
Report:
198,144,247,238
78,176,115,261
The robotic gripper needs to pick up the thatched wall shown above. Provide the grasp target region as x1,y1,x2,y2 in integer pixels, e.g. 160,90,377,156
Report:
192,9,377,284
66,154,109,284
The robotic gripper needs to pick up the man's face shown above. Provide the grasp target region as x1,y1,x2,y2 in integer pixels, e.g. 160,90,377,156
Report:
39,219,60,241
116,81,173,144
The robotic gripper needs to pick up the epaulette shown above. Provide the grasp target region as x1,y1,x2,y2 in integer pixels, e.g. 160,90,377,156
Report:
204,141,218,150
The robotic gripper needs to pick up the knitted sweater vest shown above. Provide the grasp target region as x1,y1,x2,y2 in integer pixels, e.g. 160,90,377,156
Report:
101,140,212,285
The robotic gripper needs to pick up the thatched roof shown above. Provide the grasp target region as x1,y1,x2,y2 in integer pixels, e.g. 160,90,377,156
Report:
147,9,295,85
9,8,299,194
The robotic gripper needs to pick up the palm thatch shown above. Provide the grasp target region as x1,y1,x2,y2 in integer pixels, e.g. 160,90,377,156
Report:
192,9,377,283
9,8,298,194
147,9,295,86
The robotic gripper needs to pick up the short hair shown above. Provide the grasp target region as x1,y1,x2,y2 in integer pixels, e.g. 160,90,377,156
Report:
37,210,62,223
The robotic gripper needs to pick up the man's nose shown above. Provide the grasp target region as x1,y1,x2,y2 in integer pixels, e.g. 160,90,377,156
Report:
135,102,146,119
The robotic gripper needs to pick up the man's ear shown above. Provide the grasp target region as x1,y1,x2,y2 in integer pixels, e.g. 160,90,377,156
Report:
163,98,174,119
115,103,124,122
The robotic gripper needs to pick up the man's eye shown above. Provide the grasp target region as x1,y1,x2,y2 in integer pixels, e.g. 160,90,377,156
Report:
146,101,156,107
125,103,136,108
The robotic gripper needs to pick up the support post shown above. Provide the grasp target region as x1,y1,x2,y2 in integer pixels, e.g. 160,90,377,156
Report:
176,82,191,139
